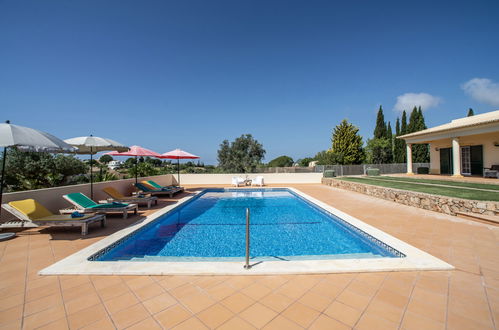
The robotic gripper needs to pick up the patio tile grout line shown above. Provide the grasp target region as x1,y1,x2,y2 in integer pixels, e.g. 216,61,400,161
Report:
396,271,421,330
20,236,31,330
480,268,497,330
88,276,119,329
351,272,390,329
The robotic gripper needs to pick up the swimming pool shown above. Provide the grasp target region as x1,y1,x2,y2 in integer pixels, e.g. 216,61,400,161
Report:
93,189,404,261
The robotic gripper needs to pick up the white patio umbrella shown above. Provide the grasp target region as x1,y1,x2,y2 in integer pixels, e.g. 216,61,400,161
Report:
0,120,76,239
64,135,129,199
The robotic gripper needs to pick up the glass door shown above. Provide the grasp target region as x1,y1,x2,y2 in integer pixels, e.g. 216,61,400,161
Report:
461,146,471,175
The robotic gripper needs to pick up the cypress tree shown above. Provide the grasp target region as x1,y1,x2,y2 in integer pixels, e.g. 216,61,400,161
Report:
401,110,407,134
374,106,387,139
467,108,474,116
394,118,403,163
408,106,429,163
386,121,393,163
407,106,418,133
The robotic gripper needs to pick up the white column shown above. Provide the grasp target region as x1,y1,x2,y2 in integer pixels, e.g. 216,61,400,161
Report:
406,143,414,175
452,137,462,177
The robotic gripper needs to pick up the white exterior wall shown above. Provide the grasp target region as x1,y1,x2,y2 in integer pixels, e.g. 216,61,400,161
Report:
178,173,323,185
427,132,499,174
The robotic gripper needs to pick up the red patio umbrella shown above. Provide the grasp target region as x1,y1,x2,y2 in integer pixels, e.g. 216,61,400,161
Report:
160,149,200,186
106,145,163,183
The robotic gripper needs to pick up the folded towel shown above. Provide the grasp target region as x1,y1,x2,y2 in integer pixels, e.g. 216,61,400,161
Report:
71,211,84,218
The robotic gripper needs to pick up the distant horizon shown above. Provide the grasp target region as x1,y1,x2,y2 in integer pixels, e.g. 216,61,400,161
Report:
1,1,498,164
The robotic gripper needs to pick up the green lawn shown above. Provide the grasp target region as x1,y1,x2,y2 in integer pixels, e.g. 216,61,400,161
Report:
338,177,499,201
366,175,499,191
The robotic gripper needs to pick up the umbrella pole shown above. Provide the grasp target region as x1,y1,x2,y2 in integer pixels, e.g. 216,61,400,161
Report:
0,147,7,217
135,155,138,184
177,158,180,186
90,147,93,200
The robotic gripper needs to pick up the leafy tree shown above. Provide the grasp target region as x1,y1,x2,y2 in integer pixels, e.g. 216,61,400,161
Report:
127,162,158,178
374,106,387,139
314,150,343,165
99,155,113,164
145,157,162,167
268,156,294,167
217,134,266,173
1,148,87,192
366,138,393,164
123,157,137,168
331,119,364,164
467,108,474,116
297,157,315,167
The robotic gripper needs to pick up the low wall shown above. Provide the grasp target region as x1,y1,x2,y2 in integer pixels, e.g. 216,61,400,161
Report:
1,173,322,222
322,178,499,217
0,174,175,222
178,173,323,185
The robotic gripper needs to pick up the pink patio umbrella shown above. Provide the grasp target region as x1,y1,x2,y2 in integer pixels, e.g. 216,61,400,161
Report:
106,145,163,184
160,149,200,186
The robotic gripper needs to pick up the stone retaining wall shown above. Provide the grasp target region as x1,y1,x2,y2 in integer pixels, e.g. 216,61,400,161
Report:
322,178,499,217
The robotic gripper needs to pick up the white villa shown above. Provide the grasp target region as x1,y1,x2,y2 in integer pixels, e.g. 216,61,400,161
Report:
399,110,499,177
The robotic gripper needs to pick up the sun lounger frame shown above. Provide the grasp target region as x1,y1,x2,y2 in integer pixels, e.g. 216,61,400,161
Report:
2,203,106,236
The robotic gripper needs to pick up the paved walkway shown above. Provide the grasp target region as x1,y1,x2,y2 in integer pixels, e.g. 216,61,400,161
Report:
0,184,498,329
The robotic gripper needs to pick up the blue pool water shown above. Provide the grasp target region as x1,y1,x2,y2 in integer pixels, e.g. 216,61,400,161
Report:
94,189,402,261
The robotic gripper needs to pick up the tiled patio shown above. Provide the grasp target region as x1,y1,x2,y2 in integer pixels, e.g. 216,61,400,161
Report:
0,184,498,329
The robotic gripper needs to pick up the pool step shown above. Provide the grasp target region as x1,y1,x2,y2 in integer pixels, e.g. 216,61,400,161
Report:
455,211,499,226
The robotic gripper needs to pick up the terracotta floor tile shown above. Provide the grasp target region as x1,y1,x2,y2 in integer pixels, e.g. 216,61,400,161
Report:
203,282,235,301
308,314,350,330
158,276,192,291
104,291,139,315
123,276,155,291
298,290,333,312
23,304,66,330
365,298,404,324
61,281,95,302
355,311,399,330
24,292,63,316
259,292,294,313
172,317,208,330
35,317,68,330
336,289,371,311
258,275,289,290
263,315,303,330
275,281,310,299
126,317,162,330
131,282,164,301
406,297,446,323
375,287,409,309
240,282,272,300
169,283,201,299
67,303,108,329
324,300,361,327
196,303,233,328
281,301,320,328
177,291,216,314
447,310,495,330
110,303,150,329
239,302,278,328
402,310,445,330
0,305,23,327
217,316,256,330
79,317,116,330
347,279,379,297
154,304,192,329
97,282,130,301
142,292,177,314
64,292,101,316
0,293,23,313
220,292,255,314
25,282,60,302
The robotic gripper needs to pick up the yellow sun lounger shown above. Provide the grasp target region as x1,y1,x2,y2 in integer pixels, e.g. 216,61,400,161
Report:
103,187,158,209
2,199,106,236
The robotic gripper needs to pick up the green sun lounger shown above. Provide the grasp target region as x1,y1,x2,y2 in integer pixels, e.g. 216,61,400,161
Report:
62,193,138,219
145,180,184,193
134,183,177,197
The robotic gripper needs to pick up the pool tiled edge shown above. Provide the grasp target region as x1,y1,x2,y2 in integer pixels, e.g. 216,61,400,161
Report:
39,187,453,275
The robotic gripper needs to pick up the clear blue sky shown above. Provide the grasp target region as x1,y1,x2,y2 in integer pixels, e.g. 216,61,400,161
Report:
1,0,499,164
